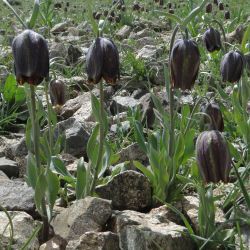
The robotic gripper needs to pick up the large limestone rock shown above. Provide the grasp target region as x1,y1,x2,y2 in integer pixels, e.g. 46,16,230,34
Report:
181,196,225,232
0,179,35,216
66,231,120,250
0,211,39,250
39,235,67,250
111,210,195,250
0,157,19,178
51,197,112,241
54,118,90,157
96,170,152,211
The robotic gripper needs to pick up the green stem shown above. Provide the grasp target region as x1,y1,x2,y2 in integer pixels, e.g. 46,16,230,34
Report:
30,85,49,242
41,201,49,242
184,97,204,135
211,19,227,53
168,25,179,158
90,80,105,194
44,82,53,153
30,85,41,171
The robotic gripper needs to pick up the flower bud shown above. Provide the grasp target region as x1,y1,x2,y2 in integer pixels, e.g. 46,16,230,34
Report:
203,27,222,52
205,3,212,13
220,51,244,83
196,130,231,183
86,37,120,85
200,102,224,131
224,10,230,19
218,2,224,10
49,79,67,106
12,29,49,85
170,39,200,90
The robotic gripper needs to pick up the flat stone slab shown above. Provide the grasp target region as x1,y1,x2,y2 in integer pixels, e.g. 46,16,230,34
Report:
0,157,19,178
0,180,35,216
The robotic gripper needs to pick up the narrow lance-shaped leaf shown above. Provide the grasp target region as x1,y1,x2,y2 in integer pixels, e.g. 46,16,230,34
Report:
76,157,87,200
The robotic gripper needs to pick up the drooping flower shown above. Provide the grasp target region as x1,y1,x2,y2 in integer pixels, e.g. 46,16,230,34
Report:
49,79,66,106
170,39,200,90
203,27,222,52
12,29,49,85
200,102,224,132
220,51,244,83
86,37,120,85
196,130,231,183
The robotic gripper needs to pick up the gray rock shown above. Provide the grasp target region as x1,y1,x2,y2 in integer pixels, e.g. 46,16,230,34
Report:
96,170,152,211
66,231,120,250
66,44,82,65
0,65,9,83
67,27,79,36
118,143,147,163
0,211,39,250
52,197,112,241
61,92,92,122
112,210,195,250
136,45,162,60
226,24,246,44
116,25,132,40
0,136,7,157
39,235,67,250
149,204,183,225
49,42,68,60
6,136,28,158
51,21,70,34
110,96,140,115
136,37,155,49
0,170,9,180
139,93,155,128
0,180,35,216
55,118,90,157
129,28,152,40
181,196,225,232
110,121,130,134
0,157,19,178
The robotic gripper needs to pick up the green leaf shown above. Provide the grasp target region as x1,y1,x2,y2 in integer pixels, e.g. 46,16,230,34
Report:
28,0,40,29
91,93,101,122
134,121,147,153
50,156,73,178
87,124,99,166
3,74,17,102
133,161,155,184
25,118,33,151
174,134,185,164
98,141,111,178
76,157,87,200
34,172,47,216
241,25,250,53
26,153,38,189
46,169,59,221
15,86,26,104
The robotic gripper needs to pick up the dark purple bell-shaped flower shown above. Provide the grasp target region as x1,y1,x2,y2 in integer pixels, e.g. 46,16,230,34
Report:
170,39,200,90
49,79,67,106
86,37,120,85
196,130,231,183
203,27,222,52
12,29,49,85
220,51,244,83
200,102,224,132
